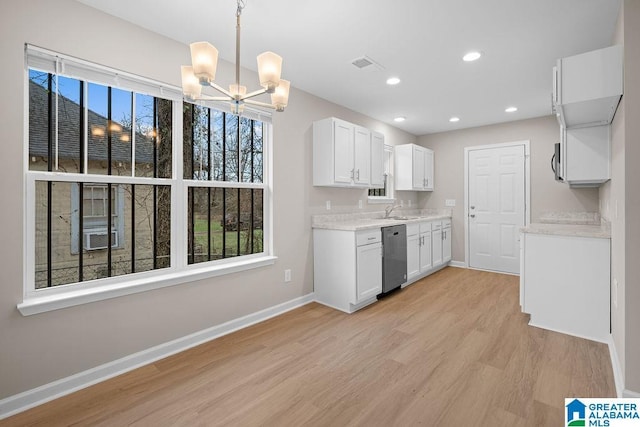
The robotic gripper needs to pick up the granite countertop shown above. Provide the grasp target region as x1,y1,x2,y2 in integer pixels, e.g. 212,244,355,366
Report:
312,209,452,231
521,212,610,239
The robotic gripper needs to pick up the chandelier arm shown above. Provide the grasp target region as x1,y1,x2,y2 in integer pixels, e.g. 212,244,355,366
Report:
186,95,231,102
207,81,233,98
240,87,268,101
244,99,276,110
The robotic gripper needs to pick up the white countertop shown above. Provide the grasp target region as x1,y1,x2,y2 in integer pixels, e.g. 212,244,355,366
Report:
520,222,610,239
312,209,452,231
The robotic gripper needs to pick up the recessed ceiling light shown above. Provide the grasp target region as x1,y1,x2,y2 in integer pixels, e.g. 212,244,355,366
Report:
463,51,482,62
449,117,460,122
505,106,518,113
394,116,406,122
386,77,401,85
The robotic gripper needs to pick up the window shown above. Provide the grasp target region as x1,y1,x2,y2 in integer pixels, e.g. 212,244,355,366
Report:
23,46,274,313
183,104,265,264
368,145,394,203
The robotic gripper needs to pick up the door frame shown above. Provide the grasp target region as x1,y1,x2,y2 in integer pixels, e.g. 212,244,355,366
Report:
463,140,531,271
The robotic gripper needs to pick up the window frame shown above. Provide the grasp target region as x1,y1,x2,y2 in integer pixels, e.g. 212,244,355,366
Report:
368,144,395,204
20,45,275,316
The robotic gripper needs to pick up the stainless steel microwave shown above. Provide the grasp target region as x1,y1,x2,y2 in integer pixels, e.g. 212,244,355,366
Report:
552,142,563,182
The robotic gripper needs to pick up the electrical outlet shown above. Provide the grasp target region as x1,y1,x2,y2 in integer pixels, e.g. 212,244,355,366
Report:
445,199,456,207
326,200,331,210
400,200,404,207
358,199,363,209
408,200,412,207
613,278,618,308
284,269,292,282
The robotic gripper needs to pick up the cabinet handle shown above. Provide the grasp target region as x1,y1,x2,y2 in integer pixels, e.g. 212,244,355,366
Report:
350,169,355,180
356,169,360,180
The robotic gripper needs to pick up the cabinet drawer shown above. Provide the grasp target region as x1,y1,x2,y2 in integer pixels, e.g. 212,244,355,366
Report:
431,221,442,231
419,222,432,233
356,229,381,246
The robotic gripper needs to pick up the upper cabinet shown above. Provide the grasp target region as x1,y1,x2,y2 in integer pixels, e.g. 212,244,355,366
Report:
313,117,384,188
553,45,623,128
394,144,434,191
370,131,385,187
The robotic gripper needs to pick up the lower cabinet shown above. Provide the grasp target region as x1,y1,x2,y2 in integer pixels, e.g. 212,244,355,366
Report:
520,231,610,342
432,222,443,266
314,228,382,313
356,238,383,302
418,223,433,272
404,218,451,287
443,221,452,263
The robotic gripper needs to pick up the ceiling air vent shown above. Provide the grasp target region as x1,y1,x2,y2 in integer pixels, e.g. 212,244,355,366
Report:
351,55,384,72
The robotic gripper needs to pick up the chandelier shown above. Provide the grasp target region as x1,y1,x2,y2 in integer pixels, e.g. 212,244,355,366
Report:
180,0,290,115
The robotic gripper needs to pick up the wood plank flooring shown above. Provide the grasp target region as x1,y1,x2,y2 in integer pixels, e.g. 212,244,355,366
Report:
2,267,616,426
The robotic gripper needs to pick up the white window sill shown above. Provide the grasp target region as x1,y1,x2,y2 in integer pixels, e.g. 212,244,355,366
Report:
17,255,277,316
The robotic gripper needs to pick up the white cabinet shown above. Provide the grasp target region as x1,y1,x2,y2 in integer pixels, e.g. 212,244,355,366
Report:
431,221,443,266
353,125,371,185
313,117,384,188
442,220,451,263
418,223,433,272
314,228,382,313
559,125,610,187
406,224,421,279
520,231,610,342
405,219,451,286
407,222,433,281
394,144,434,191
553,45,623,128
370,131,385,187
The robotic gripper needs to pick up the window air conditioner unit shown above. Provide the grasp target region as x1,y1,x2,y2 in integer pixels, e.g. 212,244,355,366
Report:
83,230,118,251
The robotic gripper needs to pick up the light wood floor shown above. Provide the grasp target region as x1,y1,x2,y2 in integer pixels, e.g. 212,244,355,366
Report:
2,267,615,426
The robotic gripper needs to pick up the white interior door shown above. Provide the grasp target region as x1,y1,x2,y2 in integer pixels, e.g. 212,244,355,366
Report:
468,145,525,274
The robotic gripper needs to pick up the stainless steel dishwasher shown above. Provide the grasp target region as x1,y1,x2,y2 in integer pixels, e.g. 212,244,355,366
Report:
381,224,407,295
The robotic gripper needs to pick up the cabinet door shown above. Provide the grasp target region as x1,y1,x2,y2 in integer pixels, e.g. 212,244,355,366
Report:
432,229,443,267
353,126,371,185
333,120,354,184
419,231,432,272
424,149,434,191
356,242,382,302
407,233,420,279
412,145,425,190
370,131,385,188
443,227,451,263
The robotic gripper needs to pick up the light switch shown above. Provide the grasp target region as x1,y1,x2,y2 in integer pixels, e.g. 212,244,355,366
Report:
445,199,456,207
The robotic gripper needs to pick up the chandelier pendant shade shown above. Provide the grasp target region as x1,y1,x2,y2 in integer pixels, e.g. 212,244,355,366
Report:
181,0,290,114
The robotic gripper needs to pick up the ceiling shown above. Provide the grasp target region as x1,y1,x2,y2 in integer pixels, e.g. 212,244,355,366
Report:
77,0,621,136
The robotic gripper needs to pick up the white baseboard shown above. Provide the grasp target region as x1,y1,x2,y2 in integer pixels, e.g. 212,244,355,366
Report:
448,260,466,268
624,389,640,398
608,336,625,398
0,293,315,420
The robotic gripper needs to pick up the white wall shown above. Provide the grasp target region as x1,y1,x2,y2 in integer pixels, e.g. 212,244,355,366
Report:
0,0,416,400
417,116,600,263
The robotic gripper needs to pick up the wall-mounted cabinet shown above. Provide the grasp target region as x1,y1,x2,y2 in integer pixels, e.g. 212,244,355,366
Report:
553,45,623,129
558,125,610,187
394,144,434,191
313,117,384,188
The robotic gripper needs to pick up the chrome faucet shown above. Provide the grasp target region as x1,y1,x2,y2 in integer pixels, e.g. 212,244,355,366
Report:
384,204,401,218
